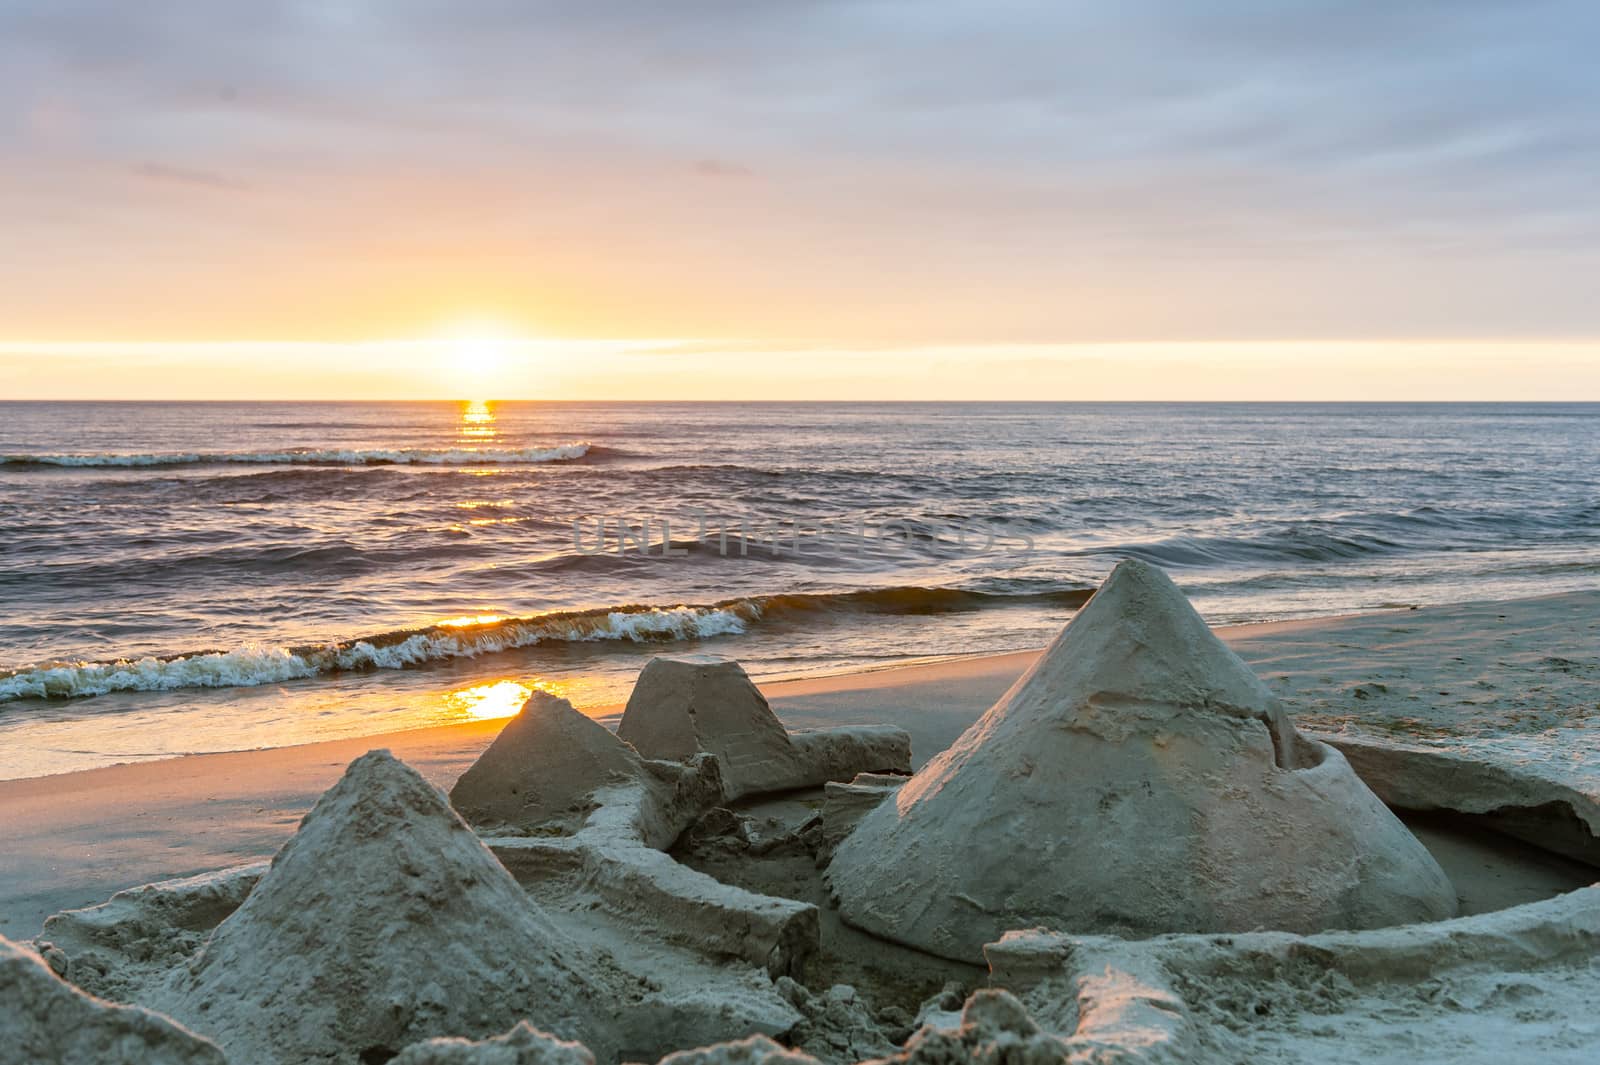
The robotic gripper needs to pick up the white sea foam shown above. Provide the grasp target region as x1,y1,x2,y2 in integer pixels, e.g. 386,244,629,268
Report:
0,604,754,701
0,444,591,467
0,645,320,700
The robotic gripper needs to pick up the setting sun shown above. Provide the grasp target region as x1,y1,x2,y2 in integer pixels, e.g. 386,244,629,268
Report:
451,336,507,396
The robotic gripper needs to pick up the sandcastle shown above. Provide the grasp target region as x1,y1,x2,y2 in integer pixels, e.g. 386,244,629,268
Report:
452,689,819,977
21,667,923,1065
827,559,1459,961
618,654,912,799
21,569,1600,1065
39,747,802,1065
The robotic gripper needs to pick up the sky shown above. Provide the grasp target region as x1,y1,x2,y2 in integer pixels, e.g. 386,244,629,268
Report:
2,0,1598,399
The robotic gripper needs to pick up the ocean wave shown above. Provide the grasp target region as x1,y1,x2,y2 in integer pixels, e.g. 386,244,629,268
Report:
0,583,1092,701
0,604,753,701
1107,531,1406,567
1094,504,1600,569
0,443,591,468
752,584,1093,616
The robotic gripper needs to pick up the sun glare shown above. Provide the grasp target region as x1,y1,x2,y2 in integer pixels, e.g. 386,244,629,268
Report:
435,315,528,397
450,336,507,398
453,336,503,376
443,677,574,721
445,679,533,721
437,613,506,628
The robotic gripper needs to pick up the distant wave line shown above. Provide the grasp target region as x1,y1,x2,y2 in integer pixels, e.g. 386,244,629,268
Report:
0,443,592,468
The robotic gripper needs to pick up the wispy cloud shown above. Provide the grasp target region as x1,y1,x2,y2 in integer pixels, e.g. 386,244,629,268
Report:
1,1,1597,347
692,158,753,179
129,162,250,191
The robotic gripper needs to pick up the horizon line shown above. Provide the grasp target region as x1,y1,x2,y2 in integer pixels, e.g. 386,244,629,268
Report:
5,397,1600,405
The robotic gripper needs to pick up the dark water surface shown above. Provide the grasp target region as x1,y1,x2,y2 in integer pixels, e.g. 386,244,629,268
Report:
2,401,1595,776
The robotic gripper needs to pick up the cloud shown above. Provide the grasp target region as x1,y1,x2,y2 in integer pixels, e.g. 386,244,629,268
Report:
0,0,1598,343
692,158,753,178
129,162,250,191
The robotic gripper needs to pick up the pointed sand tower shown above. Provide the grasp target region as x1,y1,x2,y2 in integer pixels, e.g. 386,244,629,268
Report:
828,560,1457,961
151,751,622,1065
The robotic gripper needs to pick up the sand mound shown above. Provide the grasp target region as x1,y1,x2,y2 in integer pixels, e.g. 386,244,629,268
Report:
392,1021,597,1065
148,750,626,1065
619,655,911,800
1328,737,1600,866
0,933,226,1065
882,988,1077,1065
38,860,267,1002
406,988,1082,1065
988,885,1600,1065
829,559,1458,961
655,1037,818,1065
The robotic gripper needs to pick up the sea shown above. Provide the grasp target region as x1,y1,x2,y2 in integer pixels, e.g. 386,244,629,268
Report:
1,401,1596,779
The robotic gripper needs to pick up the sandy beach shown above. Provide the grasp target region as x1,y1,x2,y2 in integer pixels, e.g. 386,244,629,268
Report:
7,6,1600,1058
4,588,1595,941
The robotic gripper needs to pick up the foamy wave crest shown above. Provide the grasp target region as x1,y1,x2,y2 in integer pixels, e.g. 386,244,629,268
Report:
0,646,321,701
0,603,754,701
1,443,591,468
0,582,1090,701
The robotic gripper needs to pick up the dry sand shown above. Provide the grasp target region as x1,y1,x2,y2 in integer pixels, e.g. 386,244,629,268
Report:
2,590,1598,940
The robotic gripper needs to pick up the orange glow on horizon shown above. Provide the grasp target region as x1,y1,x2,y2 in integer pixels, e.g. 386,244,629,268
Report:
2,338,1597,401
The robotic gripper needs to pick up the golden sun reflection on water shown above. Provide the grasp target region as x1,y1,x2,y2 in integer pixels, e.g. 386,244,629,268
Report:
445,679,533,720
445,678,574,721
459,399,497,441
434,405,564,723
436,613,507,628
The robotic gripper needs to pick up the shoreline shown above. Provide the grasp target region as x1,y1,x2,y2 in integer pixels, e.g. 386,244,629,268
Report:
0,604,1401,788
2,588,1595,939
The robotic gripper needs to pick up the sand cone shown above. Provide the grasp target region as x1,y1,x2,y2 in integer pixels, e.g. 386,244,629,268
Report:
829,559,1458,961
152,750,621,1065
450,690,724,849
450,690,651,831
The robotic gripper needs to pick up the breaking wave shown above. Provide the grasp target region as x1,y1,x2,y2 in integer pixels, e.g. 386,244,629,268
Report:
0,444,591,468
0,605,752,701
0,584,1091,702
